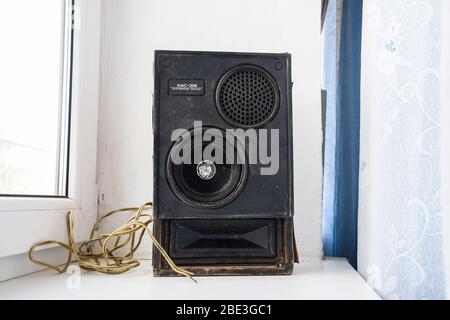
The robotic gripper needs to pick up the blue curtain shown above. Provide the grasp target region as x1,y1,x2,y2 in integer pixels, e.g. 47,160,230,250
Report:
322,0,363,268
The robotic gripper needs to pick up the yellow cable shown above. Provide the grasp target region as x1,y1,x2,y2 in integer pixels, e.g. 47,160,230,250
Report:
28,202,196,281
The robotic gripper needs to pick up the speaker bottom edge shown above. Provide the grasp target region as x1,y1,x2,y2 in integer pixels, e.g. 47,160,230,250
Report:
153,263,294,277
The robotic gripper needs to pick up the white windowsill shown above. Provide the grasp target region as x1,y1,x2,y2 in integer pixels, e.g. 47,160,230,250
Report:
0,258,379,300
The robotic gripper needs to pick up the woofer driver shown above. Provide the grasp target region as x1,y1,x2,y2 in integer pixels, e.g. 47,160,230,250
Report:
166,128,248,209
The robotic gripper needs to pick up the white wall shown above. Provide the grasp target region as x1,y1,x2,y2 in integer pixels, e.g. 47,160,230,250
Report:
98,0,323,259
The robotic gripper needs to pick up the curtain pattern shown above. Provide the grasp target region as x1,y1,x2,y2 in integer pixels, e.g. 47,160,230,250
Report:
359,0,446,299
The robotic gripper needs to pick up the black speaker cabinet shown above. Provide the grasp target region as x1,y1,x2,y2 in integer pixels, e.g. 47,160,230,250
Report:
152,51,297,277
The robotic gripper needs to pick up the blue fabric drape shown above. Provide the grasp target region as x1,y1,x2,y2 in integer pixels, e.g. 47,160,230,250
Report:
322,0,363,268
333,0,363,268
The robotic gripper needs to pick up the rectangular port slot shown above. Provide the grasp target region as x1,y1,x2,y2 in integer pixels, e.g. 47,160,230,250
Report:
169,219,277,259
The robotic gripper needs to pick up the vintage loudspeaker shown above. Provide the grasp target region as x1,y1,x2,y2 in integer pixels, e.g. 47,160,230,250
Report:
152,51,297,276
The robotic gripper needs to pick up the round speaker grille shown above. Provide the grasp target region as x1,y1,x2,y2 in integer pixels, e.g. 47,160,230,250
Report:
216,66,279,128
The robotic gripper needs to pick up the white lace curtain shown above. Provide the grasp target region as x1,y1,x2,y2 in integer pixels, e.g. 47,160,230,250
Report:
358,0,450,299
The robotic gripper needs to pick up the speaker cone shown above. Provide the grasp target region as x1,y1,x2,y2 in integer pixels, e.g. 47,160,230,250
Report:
166,128,248,209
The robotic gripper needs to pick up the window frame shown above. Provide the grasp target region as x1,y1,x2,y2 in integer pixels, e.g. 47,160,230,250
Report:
0,0,101,277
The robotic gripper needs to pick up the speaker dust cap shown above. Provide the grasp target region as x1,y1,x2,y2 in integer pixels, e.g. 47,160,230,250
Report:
216,65,280,128
166,127,248,209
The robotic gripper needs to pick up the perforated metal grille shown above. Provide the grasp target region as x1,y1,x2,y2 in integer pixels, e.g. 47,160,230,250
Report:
217,67,278,127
